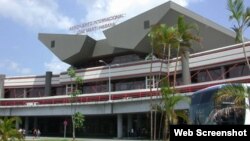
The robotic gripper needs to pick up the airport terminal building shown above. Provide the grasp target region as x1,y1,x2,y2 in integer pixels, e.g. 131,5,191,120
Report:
0,1,250,138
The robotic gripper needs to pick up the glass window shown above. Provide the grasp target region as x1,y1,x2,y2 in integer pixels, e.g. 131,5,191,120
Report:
191,93,202,105
111,54,142,64
144,20,150,29
169,74,182,86
51,40,55,48
66,84,76,95
115,77,145,91
145,53,157,60
83,81,108,94
200,89,216,103
146,76,157,88
226,63,250,78
197,67,221,82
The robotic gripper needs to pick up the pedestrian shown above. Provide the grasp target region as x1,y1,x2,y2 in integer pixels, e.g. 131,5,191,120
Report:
130,128,134,137
18,128,22,134
37,129,41,138
33,128,37,139
22,129,26,138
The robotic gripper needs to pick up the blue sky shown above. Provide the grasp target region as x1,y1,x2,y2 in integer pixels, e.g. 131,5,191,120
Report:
0,0,250,77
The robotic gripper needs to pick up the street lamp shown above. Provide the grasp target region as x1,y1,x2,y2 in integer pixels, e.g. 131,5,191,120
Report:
99,60,112,101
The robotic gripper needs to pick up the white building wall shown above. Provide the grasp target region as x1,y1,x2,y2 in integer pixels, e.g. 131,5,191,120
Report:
4,42,250,88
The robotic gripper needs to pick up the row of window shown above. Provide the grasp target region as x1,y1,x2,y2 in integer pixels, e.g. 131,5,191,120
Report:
4,62,250,98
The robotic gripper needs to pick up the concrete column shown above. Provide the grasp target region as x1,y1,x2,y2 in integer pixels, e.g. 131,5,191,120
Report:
127,114,132,136
23,89,27,98
0,74,5,98
44,119,48,133
221,66,225,79
181,48,191,85
117,114,123,138
45,71,52,96
136,114,142,129
34,117,38,128
16,120,20,129
24,117,29,133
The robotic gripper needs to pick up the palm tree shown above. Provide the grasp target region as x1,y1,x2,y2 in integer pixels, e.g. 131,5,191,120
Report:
227,0,250,70
160,79,189,141
148,24,180,140
213,83,250,124
156,24,180,83
0,117,24,141
215,83,250,108
148,25,160,140
174,15,201,86
149,24,180,79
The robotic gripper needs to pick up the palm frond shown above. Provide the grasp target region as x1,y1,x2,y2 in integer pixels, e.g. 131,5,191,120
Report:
227,0,250,43
0,117,24,141
230,0,243,22
215,84,248,108
160,79,190,125
177,15,201,49
148,24,181,59
175,110,190,124
243,7,250,28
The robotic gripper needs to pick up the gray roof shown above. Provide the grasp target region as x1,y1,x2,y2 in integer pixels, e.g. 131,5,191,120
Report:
39,1,235,66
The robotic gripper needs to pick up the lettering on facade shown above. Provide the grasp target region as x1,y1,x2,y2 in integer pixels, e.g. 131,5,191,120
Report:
69,14,125,34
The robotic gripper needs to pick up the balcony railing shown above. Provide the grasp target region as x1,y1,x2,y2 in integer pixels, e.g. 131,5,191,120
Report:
1,75,250,107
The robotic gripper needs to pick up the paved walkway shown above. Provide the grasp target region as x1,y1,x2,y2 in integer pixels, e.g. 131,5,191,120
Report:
24,136,150,141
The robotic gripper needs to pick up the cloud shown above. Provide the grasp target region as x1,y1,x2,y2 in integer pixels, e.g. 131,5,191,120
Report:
76,0,203,39
0,60,32,75
0,0,202,33
0,0,75,31
44,56,70,74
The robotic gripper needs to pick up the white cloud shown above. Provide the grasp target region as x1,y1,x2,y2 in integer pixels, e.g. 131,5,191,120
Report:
0,0,202,34
44,56,70,74
0,0,75,31
0,60,32,75
76,0,203,39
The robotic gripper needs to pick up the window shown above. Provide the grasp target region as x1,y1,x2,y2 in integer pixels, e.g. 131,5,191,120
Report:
145,53,157,60
225,63,250,78
146,76,160,88
113,77,145,91
51,40,55,48
144,20,150,29
82,81,108,94
66,84,76,95
195,67,222,83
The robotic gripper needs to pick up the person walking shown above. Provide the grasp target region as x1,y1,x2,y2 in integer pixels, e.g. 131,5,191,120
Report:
37,129,41,138
33,128,37,139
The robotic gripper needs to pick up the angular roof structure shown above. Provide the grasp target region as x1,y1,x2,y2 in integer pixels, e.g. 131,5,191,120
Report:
39,1,235,67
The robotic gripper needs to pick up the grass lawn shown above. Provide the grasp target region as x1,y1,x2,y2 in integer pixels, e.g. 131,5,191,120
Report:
26,139,69,141
25,139,69,141
25,137,78,141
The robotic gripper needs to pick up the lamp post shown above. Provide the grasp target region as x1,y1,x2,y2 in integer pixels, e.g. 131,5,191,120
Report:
99,60,112,101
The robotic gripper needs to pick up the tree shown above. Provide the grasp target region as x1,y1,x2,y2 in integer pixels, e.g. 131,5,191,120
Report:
174,15,201,86
153,24,180,82
148,25,158,141
213,83,250,124
148,24,180,140
67,67,85,141
215,83,250,108
0,117,24,141
227,0,250,70
160,79,190,141
148,16,199,140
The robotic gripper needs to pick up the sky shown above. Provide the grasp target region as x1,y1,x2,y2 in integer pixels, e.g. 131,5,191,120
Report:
0,0,250,77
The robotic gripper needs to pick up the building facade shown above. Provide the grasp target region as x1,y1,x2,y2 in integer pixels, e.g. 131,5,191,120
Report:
0,1,250,139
